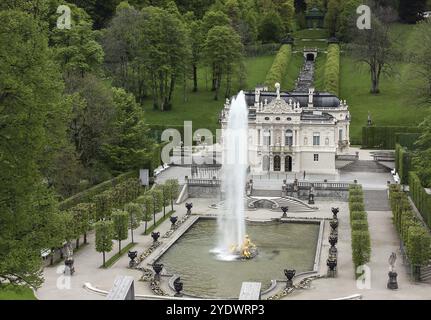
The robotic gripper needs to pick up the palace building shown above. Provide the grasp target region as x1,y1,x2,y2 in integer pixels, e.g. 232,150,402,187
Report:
219,83,351,175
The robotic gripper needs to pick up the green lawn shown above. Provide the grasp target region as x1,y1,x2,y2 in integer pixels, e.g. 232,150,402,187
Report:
313,52,327,92
340,23,430,143
292,29,329,39
143,55,275,135
0,285,36,300
339,55,429,144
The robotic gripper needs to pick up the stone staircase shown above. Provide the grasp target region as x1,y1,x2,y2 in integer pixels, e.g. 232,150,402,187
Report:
339,160,390,173
247,195,317,212
420,263,431,283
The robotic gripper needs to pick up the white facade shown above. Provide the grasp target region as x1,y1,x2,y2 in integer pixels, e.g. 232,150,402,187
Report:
220,85,351,175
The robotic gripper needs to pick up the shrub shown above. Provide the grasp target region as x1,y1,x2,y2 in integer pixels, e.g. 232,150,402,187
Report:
351,230,371,274
389,185,431,274
349,202,365,213
351,220,369,231
409,172,431,228
323,44,340,95
264,44,292,87
351,211,367,221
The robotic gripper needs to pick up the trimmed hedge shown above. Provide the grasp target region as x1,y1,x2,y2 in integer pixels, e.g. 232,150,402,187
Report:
409,172,431,228
395,144,412,185
323,44,340,95
264,44,292,87
362,126,421,149
389,184,430,276
395,133,421,149
348,185,371,276
59,171,138,211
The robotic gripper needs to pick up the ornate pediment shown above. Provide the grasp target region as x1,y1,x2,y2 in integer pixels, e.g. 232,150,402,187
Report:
263,97,292,113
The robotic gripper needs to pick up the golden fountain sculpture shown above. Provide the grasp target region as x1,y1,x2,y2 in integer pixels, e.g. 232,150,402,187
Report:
230,234,257,259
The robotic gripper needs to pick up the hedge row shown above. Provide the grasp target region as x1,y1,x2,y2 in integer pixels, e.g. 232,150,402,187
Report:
59,171,138,211
395,144,411,185
323,44,340,96
395,133,421,149
409,172,431,228
264,44,292,87
362,126,421,149
349,185,371,276
389,184,430,273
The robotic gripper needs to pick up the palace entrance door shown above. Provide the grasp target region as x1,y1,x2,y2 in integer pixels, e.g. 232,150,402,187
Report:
274,155,281,171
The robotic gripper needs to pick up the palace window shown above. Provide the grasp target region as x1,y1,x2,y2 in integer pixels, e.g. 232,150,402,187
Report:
285,130,293,146
314,154,319,161
313,132,320,146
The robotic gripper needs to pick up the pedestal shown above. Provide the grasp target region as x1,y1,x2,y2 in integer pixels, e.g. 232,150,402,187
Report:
387,271,398,290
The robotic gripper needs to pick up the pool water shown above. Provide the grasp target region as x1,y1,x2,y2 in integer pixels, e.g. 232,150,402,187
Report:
158,219,320,298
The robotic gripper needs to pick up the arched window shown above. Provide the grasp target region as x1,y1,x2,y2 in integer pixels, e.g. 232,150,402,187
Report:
263,129,271,146
285,130,293,146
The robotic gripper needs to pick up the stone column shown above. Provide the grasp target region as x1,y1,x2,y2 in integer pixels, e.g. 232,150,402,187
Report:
280,154,285,172
270,127,274,146
270,155,274,171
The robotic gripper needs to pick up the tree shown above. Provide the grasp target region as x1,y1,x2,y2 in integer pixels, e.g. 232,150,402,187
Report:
336,0,361,41
102,3,147,102
125,203,142,243
111,209,129,254
399,0,427,23
70,203,94,248
203,25,244,100
50,3,104,78
147,189,163,226
188,19,204,92
136,195,154,234
324,0,340,36
101,88,155,172
165,179,180,211
66,74,116,181
138,6,191,111
259,10,284,43
154,184,170,217
95,220,114,267
279,0,295,33
348,8,395,94
0,10,67,289
94,191,113,220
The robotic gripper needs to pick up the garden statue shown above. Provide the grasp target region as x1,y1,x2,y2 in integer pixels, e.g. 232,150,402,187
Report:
367,111,372,126
329,234,338,256
240,235,257,259
284,269,296,288
387,252,398,290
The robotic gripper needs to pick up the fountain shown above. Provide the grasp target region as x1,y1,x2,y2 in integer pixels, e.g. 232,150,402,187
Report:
214,91,254,261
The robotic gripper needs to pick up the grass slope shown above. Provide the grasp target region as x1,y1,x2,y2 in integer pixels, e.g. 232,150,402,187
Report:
0,285,36,300
143,55,274,135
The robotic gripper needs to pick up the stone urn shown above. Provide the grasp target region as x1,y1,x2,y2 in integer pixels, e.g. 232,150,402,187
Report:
387,271,398,290
284,269,296,288
128,250,138,268
308,193,315,205
185,203,193,215
151,231,160,243
328,234,338,256
281,206,289,219
331,207,339,219
152,263,163,281
173,278,184,297
170,216,178,229
330,219,339,231
327,257,337,278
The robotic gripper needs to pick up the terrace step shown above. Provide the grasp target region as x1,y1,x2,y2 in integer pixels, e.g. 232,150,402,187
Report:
339,160,390,173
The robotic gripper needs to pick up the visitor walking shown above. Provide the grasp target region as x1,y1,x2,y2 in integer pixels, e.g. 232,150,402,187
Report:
303,171,306,180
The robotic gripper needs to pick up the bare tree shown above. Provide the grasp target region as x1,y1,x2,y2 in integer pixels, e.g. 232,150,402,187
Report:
348,4,398,94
